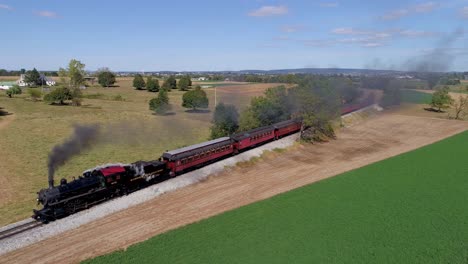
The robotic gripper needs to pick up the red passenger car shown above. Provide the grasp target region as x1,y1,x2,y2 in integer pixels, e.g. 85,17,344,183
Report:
274,120,302,139
231,125,276,151
162,137,234,176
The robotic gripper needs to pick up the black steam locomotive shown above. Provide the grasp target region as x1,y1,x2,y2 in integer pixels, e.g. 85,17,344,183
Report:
33,160,168,223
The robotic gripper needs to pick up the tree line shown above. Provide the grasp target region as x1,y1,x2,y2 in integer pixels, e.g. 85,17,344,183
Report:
210,77,347,142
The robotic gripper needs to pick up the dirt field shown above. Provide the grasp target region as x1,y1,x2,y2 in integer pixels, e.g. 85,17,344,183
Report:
2,112,466,264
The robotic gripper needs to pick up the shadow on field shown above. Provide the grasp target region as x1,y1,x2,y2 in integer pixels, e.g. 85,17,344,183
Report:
152,112,176,116
0,107,12,116
185,109,211,114
424,107,445,113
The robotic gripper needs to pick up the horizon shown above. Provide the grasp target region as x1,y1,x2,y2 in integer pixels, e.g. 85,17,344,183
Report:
1,0,467,71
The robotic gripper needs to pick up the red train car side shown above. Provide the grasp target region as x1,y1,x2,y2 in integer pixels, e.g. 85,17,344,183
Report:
274,120,302,139
162,137,234,176
231,125,276,151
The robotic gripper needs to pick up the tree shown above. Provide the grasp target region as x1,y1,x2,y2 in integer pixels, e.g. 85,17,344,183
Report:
178,76,190,91
27,88,42,101
25,68,42,87
182,86,209,110
97,69,116,87
210,103,239,138
430,87,453,112
59,59,86,88
238,108,262,131
149,89,171,115
6,85,22,98
238,86,290,131
133,74,146,90
71,88,83,106
450,95,468,120
162,76,177,90
146,77,160,92
43,87,73,105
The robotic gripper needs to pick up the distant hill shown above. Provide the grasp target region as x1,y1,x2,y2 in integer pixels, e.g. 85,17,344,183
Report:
114,68,404,76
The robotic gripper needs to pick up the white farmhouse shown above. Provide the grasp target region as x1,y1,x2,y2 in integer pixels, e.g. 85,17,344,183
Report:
17,74,56,87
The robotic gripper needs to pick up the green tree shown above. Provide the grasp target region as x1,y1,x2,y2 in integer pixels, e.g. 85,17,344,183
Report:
71,88,83,106
162,76,177,90
430,87,453,112
210,103,239,138
43,87,73,105
450,95,468,120
149,89,171,115
25,68,42,87
97,69,116,87
27,88,42,101
182,86,209,110
146,77,160,92
238,108,262,131
133,74,146,90
59,59,86,88
6,85,22,98
178,76,190,91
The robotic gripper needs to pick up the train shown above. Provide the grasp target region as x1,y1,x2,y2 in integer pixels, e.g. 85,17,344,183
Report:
33,100,373,223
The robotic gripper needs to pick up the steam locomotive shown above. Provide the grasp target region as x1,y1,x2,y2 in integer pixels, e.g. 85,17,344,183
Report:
33,100,373,223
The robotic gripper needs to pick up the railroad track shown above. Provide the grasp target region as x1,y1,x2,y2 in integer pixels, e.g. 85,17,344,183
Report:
0,221,43,241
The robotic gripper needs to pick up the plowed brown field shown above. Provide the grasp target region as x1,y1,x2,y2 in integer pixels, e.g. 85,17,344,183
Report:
2,113,467,264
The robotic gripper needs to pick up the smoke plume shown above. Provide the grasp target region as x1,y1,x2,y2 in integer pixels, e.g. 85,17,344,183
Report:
404,28,464,72
47,124,100,187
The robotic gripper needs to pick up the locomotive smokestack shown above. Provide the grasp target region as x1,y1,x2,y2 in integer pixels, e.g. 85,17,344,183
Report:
47,124,100,188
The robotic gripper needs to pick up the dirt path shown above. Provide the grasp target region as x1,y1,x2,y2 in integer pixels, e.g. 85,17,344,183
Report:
2,113,467,264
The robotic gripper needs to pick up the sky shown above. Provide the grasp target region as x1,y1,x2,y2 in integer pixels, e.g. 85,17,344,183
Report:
0,0,467,71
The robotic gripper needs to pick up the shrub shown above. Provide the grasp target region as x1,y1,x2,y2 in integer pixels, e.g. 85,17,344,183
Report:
27,88,42,101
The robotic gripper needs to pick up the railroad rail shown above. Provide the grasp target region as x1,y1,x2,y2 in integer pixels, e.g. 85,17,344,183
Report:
0,221,43,241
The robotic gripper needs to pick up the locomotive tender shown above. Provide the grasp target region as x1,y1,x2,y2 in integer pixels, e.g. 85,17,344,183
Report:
33,101,372,223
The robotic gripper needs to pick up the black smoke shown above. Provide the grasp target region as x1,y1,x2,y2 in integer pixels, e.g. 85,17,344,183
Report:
47,124,100,188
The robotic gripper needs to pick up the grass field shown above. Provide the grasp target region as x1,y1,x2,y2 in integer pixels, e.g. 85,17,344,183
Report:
0,78,278,225
401,89,433,104
86,131,468,264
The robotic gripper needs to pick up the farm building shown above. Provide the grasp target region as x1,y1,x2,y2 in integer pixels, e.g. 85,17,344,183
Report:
0,81,16,90
17,74,56,87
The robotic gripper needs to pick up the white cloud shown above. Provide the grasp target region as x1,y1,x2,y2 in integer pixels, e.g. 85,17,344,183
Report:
414,2,437,13
273,36,290,40
362,43,383,47
319,2,339,8
0,4,12,10
35,10,58,18
381,2,439,20
381,9,410,20
248,5,288,17
399,30,437,37
332,27,372,35
461,6,468,18
280,25,303,33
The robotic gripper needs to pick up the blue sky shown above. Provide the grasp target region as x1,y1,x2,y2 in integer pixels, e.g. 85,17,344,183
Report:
0,0,467,71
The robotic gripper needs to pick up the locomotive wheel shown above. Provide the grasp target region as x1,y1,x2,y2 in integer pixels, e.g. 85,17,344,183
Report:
65,200,82,214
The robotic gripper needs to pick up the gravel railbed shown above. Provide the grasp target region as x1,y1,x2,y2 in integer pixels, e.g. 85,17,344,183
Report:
0,133,299,255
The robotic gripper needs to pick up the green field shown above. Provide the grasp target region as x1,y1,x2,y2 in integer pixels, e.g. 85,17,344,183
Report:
0,78,273,225
401,89,432,104
86,131,468,264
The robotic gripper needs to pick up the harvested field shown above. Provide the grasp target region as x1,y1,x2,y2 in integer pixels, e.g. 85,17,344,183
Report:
2,113,467,263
